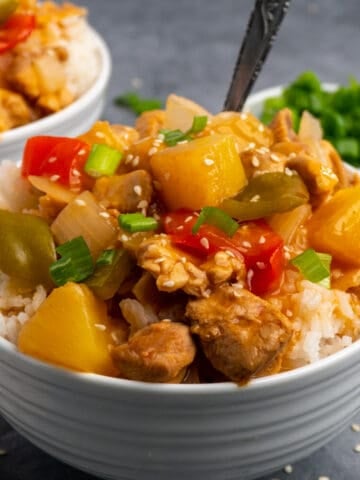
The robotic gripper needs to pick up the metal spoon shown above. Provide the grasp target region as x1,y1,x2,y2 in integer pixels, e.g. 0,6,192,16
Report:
224,0,292,112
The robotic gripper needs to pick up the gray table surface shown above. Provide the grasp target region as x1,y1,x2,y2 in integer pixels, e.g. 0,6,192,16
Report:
1,0,360,479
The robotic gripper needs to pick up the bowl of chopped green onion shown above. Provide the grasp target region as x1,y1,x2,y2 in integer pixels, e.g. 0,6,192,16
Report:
245,71,360,167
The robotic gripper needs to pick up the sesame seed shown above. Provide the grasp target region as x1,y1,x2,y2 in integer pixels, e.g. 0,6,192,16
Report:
256,261,266,270
153,257,166,263
78,149,87,156
99,211,110,218
247,269,254,283
235,143,240,153
176,225,184,231
250,194,260,203
258,124,265,132
286,309,293,317
353,444,360,453
248,142,256,150
133,185,142,196
225,250,235,258
157,133,165,141
111,332,119,342
242,241,252,248
153,140,162,147
72,169,81,177
94,323,106,331
125,154,134,164
283,464,293,474
204,158,214,166
163,280,175,288
164,216,171,224
132,156,140,167
180,257,187,264
48,156,57,163
0,449,7,456
352,423,360,432
120,234,129,242
153,213,160,221
74,199,86,206
251,156,260,167
177,140,188,145
270,153,280,163
203,289,211,298
259,235,266,244
184,216,193,223
200,237,210,250
240,113,248,120
50,174,60,182
137,200,148,209
95,132,105,138
285,167,294,176
288,152,297,159
284,250,291,260
148,147,158,156
259,147,269,154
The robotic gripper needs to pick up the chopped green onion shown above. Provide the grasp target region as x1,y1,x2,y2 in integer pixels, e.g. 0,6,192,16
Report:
86,249,134,300
119,213,158,233
84,144,123,177
49,236,94,286
160,115,208,146
192,206,239,236
96,249,117,267
114,91,163,115
290,248,332,288
187,115,208,134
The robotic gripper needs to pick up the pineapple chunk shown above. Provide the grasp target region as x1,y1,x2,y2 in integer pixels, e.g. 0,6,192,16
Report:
163,94,211,131
150,134,247,211
308,185,360,266
18,283,118,376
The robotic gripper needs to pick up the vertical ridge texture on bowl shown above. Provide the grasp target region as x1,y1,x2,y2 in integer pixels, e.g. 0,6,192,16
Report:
0,337,360,480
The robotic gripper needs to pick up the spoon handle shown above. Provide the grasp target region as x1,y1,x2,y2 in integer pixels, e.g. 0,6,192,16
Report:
223,0,292,112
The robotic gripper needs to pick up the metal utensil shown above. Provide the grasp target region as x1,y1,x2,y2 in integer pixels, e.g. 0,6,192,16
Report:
224,0,292,112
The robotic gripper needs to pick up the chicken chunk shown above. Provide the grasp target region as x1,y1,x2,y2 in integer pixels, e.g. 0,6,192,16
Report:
240,147,287,179
187,284,293,383
93,170,153,212
0,88,33,131
135,110,165,138
111,321,196,383
270,108,297,143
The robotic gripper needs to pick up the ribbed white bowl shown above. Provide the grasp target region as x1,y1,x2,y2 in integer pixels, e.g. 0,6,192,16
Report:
0,334,359,480
0,27,111,161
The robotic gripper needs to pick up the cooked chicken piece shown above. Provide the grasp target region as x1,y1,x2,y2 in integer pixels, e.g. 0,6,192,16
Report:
93,170,153,212
321,140,352,189
287,151,338,197
137,235,209,296
135,110,165,138
38,194,67,222
200,251,246,285
187,284,293,383
0,88,33,131
112,321,196,383
270,108,298,143
240,147,286,179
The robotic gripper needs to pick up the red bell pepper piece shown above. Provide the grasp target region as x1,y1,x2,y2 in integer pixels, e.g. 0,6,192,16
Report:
0,14,35,54
21,136,92,191
163,210,284,295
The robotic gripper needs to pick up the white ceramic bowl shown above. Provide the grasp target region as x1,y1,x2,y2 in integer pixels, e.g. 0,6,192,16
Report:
0,331,359,480
0,28,111,162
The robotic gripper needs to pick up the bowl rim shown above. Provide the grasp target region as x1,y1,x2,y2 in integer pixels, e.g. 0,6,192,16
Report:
1,334,359,394
0,26,111,145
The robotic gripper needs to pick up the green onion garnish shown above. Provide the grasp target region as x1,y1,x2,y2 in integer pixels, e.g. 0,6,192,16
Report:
84,144,123,177
96,249,117,267
119,213,158,233
160,115,208,146
290,248,332,288
192,206,239,237
49,236,94,286
114,91,163,115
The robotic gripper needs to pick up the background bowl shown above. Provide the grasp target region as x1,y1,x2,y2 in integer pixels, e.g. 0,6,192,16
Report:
0,28,111,162
0,330,359,480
